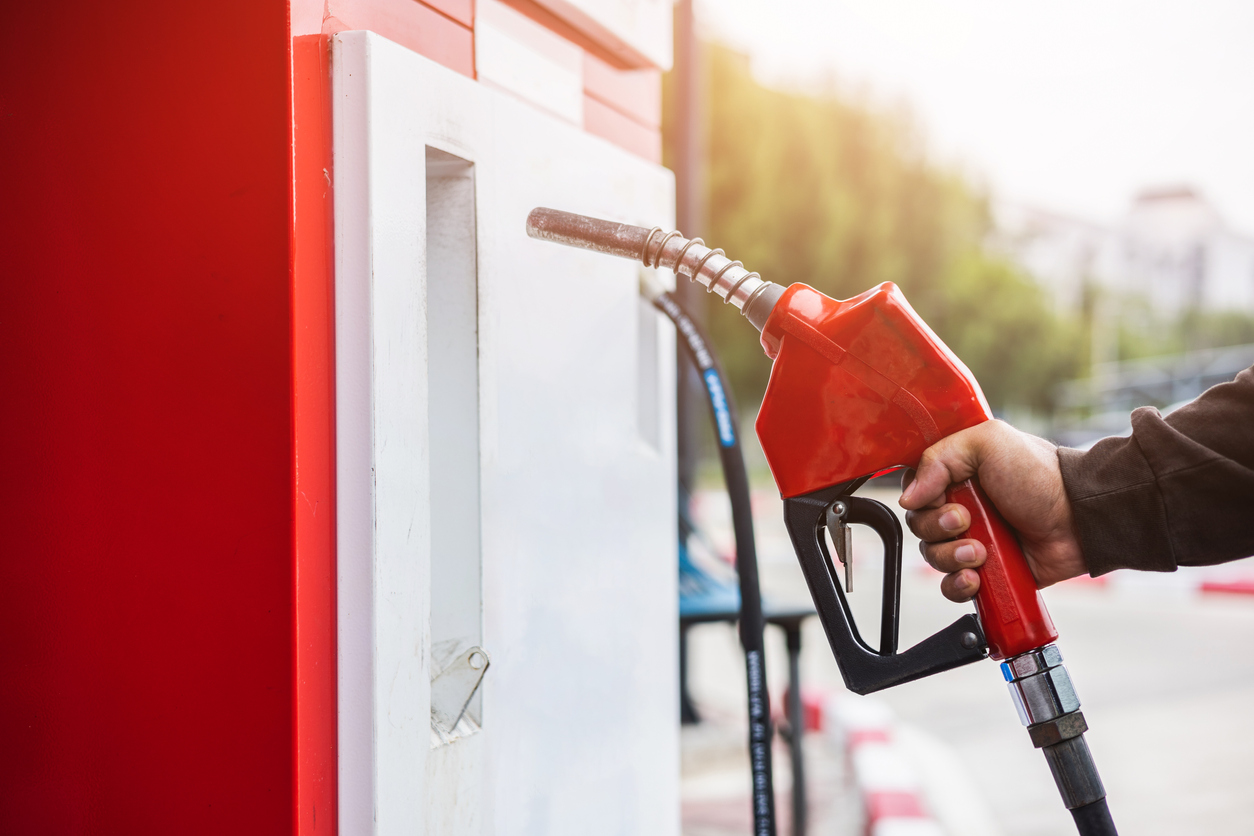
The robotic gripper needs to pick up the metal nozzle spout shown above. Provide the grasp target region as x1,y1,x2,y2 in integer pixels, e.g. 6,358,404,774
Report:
526,207,783,331
526,207,651,262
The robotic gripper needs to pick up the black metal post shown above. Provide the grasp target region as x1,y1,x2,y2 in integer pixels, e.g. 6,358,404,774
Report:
673,0,705,507
679,623,700,724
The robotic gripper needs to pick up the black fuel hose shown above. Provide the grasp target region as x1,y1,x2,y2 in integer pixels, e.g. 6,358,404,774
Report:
1072,798,1118,835
654,290,776,836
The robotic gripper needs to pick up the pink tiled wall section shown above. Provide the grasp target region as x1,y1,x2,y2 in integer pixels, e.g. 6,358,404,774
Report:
294,0,476,78
582,51,660,129
414,0,473,26
293,0,666,161
583,94,661,163
582,51,661,162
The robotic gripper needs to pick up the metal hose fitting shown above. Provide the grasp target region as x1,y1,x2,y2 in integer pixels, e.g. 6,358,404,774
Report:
1003,644,1116,834
526,208,785,331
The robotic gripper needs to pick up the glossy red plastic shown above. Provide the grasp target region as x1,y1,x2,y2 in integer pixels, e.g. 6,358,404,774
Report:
756,283,990,498
756,282,1057,658
946,480,1058,658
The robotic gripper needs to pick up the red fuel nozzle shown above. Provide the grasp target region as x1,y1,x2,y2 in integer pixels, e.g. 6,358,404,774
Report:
529,207,1116,833
526,208,1055,657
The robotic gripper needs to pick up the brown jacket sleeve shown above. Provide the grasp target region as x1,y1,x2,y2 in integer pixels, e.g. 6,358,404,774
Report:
1056,364,1254,576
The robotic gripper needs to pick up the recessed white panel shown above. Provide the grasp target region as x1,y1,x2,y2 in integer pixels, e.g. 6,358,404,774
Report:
334,30,677,836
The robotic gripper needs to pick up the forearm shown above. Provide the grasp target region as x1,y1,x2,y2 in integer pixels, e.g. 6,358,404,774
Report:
1058,365,1254,576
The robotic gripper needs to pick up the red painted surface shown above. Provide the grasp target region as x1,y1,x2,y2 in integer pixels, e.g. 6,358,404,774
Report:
582,51,661,128
293,35,339,836
583,94,662,162
777,687,827,733
323,0,476,78
756,282,1056,658
0,3,334,833
864,790,928,822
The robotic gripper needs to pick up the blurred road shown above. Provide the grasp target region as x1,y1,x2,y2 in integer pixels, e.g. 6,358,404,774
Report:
683,486,1254,835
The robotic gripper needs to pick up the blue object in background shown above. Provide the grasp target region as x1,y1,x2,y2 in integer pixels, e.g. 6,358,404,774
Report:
679,540,742,618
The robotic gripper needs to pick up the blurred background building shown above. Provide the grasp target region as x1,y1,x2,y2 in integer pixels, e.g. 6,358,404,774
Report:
995,189,1254,443
997,188,1254,319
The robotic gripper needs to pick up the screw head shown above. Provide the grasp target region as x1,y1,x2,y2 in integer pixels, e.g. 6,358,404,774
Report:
961,632,980,649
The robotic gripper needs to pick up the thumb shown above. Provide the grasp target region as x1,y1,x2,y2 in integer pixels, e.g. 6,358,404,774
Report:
898,425,988,510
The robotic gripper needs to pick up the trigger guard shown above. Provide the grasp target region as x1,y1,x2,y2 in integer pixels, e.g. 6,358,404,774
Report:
838,494,904,655
784,482,989,695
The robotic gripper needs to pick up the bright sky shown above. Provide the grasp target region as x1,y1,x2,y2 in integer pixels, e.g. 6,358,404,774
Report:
705,0,1254,232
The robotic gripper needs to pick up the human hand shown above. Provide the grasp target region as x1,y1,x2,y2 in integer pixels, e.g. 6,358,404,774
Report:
898,420,1087,603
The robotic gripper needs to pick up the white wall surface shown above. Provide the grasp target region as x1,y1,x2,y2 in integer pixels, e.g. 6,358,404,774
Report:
476,0,584,126
333,30,678,836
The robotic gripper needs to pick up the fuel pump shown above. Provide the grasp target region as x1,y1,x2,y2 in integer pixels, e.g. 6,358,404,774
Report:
527,208,1119,836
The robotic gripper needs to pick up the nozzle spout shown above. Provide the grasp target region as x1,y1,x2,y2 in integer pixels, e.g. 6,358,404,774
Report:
526,207,652,262
526,207,784,331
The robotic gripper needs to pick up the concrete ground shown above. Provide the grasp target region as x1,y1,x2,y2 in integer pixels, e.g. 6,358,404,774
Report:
680,720,857,836
682,485,1254,835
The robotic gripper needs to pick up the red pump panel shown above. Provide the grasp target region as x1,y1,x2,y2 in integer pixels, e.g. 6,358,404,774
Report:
756,282,1057,658
293,34,339,835
0,3,319,832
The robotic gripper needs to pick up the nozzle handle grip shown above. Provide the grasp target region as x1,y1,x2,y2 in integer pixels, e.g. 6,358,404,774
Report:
945,479,1058,659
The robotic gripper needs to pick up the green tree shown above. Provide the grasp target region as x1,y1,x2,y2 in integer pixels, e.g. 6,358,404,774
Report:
927,251,1083,412
664,44,1084,416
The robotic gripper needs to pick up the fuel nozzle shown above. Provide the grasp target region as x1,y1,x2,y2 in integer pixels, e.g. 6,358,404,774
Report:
526,208,785,331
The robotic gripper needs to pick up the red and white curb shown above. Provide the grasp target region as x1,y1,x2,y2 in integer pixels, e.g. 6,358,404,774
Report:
820,695,945,836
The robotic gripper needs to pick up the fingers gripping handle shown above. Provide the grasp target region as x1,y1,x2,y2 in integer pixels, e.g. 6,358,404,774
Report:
945,480,1058,659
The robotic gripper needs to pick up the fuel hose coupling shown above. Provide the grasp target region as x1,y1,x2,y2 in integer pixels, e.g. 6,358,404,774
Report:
1002,645,1109,816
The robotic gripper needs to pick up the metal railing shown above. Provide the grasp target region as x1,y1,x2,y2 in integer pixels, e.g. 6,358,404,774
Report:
1053,342,1254,446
